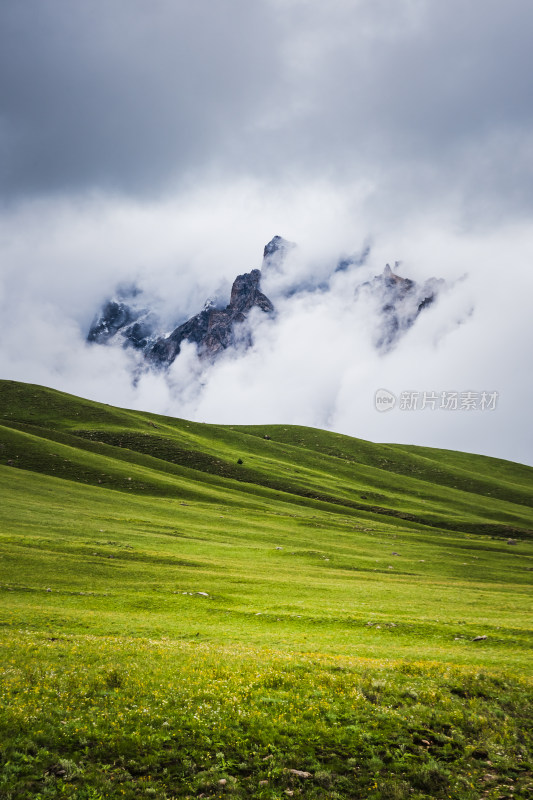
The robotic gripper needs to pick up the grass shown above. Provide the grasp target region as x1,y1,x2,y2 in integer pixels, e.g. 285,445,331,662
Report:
0,379,532,798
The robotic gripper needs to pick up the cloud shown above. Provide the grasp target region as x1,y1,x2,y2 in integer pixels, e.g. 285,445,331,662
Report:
0,0,280,198
0,2,532,465
1,1,532,224
1,184,531,465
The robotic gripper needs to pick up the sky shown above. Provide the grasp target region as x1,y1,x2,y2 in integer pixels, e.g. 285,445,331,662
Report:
0,0,532,465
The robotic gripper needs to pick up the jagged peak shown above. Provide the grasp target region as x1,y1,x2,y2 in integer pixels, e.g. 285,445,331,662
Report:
87,236,445,367
262,235,296,271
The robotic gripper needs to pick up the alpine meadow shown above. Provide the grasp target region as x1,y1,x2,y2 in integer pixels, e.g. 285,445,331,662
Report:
0,379,531,799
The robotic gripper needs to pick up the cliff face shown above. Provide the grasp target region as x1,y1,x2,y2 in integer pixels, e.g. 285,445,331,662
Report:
87,287,158,351
87,236,445,368
357,263,445,351
149,268,274,366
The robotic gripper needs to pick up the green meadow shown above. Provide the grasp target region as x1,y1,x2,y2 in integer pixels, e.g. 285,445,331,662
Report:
0,379,531,799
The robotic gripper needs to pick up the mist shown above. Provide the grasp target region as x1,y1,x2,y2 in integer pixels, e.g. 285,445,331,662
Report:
0,184,531,465
0,1,532,465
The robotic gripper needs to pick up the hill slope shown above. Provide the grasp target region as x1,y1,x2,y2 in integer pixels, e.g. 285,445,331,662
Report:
1,377,532,661
0,380,532,799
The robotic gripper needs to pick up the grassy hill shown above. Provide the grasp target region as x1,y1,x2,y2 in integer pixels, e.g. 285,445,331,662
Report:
0,379,532,799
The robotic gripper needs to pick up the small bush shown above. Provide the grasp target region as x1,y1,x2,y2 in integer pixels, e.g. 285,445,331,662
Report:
411,760,450,792
378,779,411,800
314,769,333,787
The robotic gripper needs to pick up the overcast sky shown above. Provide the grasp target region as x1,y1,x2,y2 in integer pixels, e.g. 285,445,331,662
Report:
1,0,532,465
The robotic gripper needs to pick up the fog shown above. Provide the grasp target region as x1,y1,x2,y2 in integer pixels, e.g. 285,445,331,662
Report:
1,1,532,464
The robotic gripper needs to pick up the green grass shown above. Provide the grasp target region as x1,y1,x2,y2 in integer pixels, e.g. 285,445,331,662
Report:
0,379,532,799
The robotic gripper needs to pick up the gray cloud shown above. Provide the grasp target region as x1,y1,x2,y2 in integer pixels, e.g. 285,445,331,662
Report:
264,0,533,223
1,0,533,223
0,0,280,197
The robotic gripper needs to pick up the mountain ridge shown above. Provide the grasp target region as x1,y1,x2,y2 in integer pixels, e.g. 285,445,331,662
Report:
87,236,445,365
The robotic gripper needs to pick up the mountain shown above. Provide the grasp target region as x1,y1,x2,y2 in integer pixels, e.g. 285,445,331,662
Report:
261,233,296,271
357,262,445,351
149,268,274,366
87,236,445,366
87,283,159,351
86,238,287,366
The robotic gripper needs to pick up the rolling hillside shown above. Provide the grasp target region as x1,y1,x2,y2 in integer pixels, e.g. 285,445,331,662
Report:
0,379,532,799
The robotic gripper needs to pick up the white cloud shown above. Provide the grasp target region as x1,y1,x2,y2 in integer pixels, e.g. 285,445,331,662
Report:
0,187,531,464
0,2,532,465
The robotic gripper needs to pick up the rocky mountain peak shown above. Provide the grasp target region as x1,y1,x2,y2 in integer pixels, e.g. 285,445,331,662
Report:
149,267,274,366
87,235,445,369
87,286,158,351
357,263,445,351
229,268,273,314
262,235,296,272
